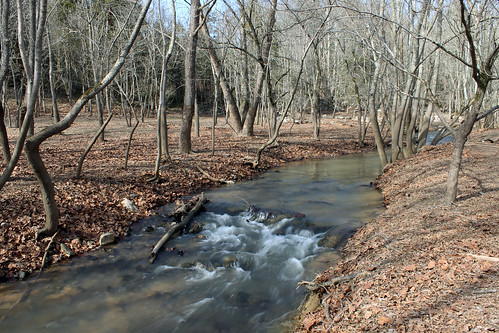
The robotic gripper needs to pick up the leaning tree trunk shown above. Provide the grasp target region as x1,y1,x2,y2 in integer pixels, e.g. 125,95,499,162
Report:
199,15,243,133
24,141,59,239
444,86,485,205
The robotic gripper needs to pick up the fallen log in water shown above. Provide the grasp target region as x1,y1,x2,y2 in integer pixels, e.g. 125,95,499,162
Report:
150,193,207,264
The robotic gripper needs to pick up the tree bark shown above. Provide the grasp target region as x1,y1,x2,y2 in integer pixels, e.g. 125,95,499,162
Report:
24,140,59,239
179,0,200,153
0,102,10,163
444,86,485,205
46,29,60,123
124,119,139,171
0,0,10,163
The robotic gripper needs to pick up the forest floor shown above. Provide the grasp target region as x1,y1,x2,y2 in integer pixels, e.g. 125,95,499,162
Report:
294,128,499,332
0,108,369,281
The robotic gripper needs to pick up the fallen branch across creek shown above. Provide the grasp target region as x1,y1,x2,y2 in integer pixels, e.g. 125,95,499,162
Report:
150,193,207,264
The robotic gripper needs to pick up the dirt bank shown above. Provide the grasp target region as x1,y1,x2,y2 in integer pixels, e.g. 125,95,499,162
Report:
295,129,499,332
0,111,370,282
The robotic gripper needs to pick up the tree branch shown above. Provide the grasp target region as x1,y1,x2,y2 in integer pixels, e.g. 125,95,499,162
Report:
476,105,499,121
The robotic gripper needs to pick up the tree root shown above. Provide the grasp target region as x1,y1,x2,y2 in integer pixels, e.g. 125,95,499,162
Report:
41,229,60,268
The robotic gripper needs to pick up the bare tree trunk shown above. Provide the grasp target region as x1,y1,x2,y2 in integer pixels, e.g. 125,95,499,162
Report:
150,0,176,182
0,0,10,163
418,0,443,150
211,65,218,155
0,0,46,191
22,0,153,237
194,92,200,137
158,0,176,159
444,0,498,205
242,0,278,137
124,119,139,171
179,0,200,153
368,52,388,168
0,102,9,163
46,29,60,123
24,140,59,238
199,14,243,133
95,93,105,142
444,88,484,205
75,112,113,179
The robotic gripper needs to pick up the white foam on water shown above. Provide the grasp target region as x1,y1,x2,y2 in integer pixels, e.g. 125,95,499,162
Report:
153,264,178,273
279,258,304,281
176,297,216,327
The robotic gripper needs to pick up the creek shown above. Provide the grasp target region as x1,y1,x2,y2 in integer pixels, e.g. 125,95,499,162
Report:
0,153,383,332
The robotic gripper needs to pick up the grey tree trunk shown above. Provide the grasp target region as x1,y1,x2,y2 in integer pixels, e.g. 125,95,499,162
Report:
242,0,278,137
46,29,60,123
368,52,388,168
0,102,9,163
151,0,176,182
444,87,485,205
0,0,10,163
199,15,243,133
179,0,200,153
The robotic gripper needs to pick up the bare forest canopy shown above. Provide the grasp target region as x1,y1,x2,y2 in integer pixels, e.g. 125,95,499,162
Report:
0,0,498,238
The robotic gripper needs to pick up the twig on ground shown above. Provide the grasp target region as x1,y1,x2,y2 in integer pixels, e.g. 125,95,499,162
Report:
196,165,234,184
468,253,499,262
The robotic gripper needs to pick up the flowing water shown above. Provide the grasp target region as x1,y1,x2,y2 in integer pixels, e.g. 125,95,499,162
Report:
0,153,383,332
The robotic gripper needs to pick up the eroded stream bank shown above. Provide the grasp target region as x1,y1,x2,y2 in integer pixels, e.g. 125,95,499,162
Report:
1,152,383,332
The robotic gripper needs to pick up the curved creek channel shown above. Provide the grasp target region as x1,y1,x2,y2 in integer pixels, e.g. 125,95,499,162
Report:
0,153,384,332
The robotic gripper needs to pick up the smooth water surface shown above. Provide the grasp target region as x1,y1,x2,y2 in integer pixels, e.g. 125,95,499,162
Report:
0,153,383,333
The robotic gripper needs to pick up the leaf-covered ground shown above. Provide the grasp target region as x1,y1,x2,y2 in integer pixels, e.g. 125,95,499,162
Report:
295,129,499,332
0,110,369,281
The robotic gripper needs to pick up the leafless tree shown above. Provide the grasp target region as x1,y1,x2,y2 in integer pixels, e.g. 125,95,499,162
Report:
179,0,201,153
0,0,11,163
22,0,153,238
